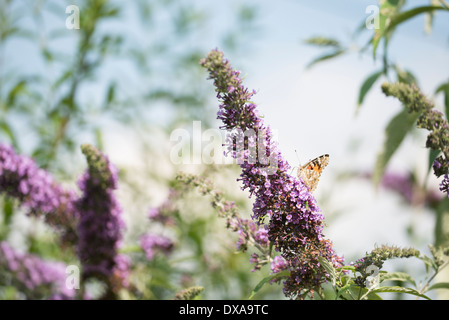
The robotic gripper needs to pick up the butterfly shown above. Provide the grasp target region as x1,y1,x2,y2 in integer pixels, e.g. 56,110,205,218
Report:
297,154,329,193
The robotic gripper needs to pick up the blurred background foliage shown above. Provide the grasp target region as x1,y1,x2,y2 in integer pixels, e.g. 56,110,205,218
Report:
1,0,449,300
0,0,284,299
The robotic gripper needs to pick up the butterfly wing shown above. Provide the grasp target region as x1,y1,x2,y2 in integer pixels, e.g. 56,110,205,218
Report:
297,154,329,193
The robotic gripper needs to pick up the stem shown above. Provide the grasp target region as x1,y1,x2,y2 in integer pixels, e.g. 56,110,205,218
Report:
357,286,364,300
315,286,325,300
419,258,449,294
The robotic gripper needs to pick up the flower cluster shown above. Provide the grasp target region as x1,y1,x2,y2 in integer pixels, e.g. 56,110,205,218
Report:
439,174,449,198
382,82,449,197
142,187,179,262
0,241,75,300
0,144,78,244
200,49,343,298
76,144,129,297
140,234,174,261
353,245,420,287
173,286,204,300
270,255,288,274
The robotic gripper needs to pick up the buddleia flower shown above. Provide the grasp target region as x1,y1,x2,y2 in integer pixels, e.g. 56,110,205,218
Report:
200,49,343,299
0,144,78,244
0,241,76,300
76,144,129,298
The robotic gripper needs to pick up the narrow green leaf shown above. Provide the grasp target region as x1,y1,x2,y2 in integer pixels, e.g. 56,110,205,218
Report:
248,270,289,300
0,121,16,146
380,271,417,287
336,283,356,300
350,286,383,300
105,82,116,106
435,81,449,120
373,3,449,59
304,37,341,48
374,5,447,58
373,108,420,187
417,253,439,273
306,49,346,69
372,0,405,59
357,70,383,108
426,282,449,292
370,286,431,300
384,6,448,36
52,70,73,90
6,80,27,106
394,65,417,85
318,256,336,285
428,149,441,175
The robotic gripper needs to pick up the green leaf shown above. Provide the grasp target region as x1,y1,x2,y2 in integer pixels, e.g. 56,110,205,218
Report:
337,265,356,273
426,282,449,292
357,70,383,109
374,5,448,58
105,82,116,106
380,271,417,287
52,70,73,90
435,81,449,120
394,65,417,85
372,0,405,59
385,6,448,35
349,286,383,300
371,286,432,300
304,37,341,48
0,121,16,146
373,108,420,187
369,286,431,300
306,49,346,69
336,283,356,300
248,270,289,300
6,80,27,107
428,149,441,175
318,256,337,286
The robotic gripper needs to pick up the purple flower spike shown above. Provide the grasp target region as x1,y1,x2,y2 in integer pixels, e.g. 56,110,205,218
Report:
0,144,78,244
201,49,343,299
76,144,128,298
0,241,76,300
140,234,174,261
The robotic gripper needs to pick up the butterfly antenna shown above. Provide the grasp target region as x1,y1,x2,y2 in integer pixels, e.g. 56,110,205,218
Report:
289,149,301,175
295,149,302,166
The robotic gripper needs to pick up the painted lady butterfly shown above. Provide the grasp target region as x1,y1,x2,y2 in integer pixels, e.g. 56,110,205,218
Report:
297,154,329,193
